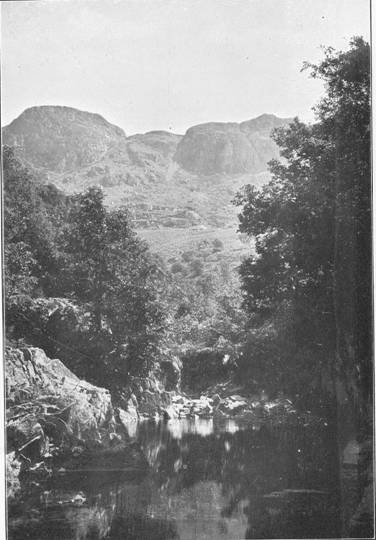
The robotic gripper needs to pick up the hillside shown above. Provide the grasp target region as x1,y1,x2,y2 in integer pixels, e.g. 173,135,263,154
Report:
3,105,126,173
2,106,290,260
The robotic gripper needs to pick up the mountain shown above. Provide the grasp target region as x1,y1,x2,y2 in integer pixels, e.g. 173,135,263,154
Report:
2,106,291,258
174,114,290,175
3,106,126,173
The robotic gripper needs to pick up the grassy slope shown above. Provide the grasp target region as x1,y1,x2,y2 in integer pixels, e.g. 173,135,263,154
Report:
137,226,252,263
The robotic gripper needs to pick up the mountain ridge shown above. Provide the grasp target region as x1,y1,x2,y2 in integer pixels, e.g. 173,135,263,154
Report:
2,105,291,256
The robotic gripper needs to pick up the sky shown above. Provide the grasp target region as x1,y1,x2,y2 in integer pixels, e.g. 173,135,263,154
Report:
1,0,371,135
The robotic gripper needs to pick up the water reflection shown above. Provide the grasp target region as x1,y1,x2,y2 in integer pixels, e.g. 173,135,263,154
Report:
9,416,367,539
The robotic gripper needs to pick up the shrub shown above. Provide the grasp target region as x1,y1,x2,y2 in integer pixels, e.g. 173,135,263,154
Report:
212,238,224,251
171,262,184,274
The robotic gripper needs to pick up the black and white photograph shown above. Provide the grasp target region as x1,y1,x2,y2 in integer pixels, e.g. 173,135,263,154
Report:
0,1,373,538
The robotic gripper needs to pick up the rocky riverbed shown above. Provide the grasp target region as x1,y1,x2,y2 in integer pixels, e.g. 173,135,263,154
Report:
124,377,296,423
167,391,295,419
6,346,373,540
5,346,296,508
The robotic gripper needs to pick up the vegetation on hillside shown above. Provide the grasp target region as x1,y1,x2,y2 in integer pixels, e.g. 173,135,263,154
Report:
4,148,165,390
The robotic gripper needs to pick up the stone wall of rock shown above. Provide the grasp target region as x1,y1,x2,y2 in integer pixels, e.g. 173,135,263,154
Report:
6,347,117,444
6,346,121,501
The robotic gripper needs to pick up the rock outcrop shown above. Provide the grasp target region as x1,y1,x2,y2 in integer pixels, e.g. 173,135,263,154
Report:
3,105,126,173
6,347,116,447
2,106,289,233
168,392,295,420
5,347,125,502
174,114,292,175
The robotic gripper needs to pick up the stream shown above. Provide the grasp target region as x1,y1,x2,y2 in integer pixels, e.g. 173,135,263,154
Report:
8,416,363,539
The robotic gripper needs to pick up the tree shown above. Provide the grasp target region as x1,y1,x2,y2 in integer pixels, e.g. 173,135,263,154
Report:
3,147,70,304
236,38,371,424
190,258,204,277
306,37,371,424
64,187,108,332
63,187,164,386
3,154,165,388
171,262,185,274
212,238,224,252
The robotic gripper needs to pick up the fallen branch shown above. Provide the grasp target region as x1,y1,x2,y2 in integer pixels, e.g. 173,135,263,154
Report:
17,434,42,453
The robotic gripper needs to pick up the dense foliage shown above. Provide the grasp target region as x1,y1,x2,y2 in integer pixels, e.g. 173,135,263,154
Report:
161,239,246,390
4,149,164,389
235,38,371,426
3,145,243,393
3,145,69,299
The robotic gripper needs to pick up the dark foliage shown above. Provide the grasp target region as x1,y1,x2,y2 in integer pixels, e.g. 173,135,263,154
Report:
235,38,371,428
3,151,165,389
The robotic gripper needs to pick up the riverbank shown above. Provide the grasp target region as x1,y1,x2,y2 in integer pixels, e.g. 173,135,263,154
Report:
5,345,297,504
6,345,373,540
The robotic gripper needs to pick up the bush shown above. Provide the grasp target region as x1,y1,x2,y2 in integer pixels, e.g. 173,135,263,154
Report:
190,258,204,276
171,262,184,274
212,238,224,251
181,251,194,263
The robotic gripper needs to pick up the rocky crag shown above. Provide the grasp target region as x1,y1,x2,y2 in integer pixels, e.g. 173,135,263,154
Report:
2,107,291,244
174,114,290,175
3,106,126,173
5,347,146,503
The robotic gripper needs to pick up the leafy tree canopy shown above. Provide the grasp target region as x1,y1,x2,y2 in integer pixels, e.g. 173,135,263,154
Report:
235,37,371,421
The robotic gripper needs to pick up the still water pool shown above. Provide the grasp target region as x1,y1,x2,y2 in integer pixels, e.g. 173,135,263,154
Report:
8,416,366,539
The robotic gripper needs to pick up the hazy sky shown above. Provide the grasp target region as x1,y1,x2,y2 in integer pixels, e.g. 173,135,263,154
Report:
1,0,370,134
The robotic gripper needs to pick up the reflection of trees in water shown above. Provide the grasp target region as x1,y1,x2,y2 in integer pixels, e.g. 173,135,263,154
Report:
108,514,179,540
9,418,356,539
9,511,74,540
10,509,179,540
9,472,179,540
138,418,344,538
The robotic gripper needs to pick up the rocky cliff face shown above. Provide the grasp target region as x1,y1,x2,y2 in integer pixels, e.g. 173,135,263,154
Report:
174,122,257,175
5,347,123,502
174,114,291,175
2,106,290,255
6,347,117,448
3,107,288,182
3,106,126,173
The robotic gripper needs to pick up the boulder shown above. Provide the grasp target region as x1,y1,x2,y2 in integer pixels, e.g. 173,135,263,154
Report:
161,405,178,420
211,394,222,406
115,408,138,439
218,397,247,416
6,347,118,449
172,395,185,405
198,405,213,417
117,407,138,425
264,398,295,414
229,394,248,402
7,416,45,457
125,398,138,419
